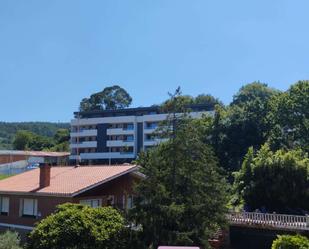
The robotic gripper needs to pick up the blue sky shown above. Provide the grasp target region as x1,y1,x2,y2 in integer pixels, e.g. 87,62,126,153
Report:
0,0,308,122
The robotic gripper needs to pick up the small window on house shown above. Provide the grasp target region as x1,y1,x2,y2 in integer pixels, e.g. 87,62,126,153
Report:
0,197,9,215
80,199,101,208
20,199,38,218
127,195,133,209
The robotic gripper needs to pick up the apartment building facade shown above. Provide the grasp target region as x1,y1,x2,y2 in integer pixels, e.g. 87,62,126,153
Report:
69,104,213,164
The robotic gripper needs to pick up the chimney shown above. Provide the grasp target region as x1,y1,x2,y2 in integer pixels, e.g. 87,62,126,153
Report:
39,164,51,189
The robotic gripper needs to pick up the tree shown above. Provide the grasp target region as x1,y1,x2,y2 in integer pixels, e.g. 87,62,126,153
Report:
27,203,126,249
234,144,309,213
131,92,228,248
267,80,309,152
272,235,309,249
0,231,22,249
79,85,132,112
13,130,34,150
210,82,279,172
194,94,223,108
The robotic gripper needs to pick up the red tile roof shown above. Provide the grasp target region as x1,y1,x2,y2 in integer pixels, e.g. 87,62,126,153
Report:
0,165,138,197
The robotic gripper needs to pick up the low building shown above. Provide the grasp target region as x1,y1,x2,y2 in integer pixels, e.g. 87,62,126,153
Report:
0,164,140,232
0,150,70,175
70,104,213,164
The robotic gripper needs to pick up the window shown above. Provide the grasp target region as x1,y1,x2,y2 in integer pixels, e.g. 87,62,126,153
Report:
0,197,9,215
20,199,38,218
126,195,133,209
80,199,101,208
124,135,134,141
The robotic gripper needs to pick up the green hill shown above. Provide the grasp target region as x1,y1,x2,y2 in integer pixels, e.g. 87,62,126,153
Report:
0,122,70,150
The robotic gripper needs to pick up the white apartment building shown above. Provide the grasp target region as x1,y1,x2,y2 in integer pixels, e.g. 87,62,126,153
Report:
69,105,213,164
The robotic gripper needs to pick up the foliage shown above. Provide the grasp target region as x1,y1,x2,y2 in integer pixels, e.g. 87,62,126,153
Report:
210,82,279,172
79,85,132,112
27,203,126,249
271,235,309,249
131,90,228,249
0,231,22,249
12,128,70,152
194,94,223,108
268,80,309,152
234,144,309,213
0,122,69,150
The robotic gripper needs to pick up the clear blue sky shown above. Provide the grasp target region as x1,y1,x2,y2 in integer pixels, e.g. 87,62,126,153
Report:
0,0,308,122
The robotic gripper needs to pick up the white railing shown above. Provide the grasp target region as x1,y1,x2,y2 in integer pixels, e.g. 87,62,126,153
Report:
228,212,309,231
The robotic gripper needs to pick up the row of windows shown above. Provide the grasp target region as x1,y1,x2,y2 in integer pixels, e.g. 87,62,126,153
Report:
0,195,134,217
0,197,38,218
80,195,134,210
109,135,134,141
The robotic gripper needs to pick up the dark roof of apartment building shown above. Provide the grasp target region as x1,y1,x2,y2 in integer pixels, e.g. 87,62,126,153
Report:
74,104,214,118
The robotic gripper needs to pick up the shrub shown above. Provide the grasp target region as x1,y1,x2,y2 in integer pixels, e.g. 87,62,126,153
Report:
0,231,22,249
272,235,309,249
27,203,126,249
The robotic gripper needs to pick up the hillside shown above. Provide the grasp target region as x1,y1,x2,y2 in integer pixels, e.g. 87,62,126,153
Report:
0,122,70,150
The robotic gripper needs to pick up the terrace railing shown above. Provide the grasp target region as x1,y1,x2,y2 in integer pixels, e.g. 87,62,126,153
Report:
228,211,309,231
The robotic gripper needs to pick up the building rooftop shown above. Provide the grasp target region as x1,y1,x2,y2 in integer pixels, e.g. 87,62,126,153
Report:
0,165,139,197
74,103,213,118
0,150,70,157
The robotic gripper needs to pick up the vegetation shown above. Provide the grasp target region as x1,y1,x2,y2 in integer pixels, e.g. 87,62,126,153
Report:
271,235,309,249
79,85,133,112
234,145,309,213
130,90,228,249
0,122,69,150
12,128,70,152
0,231,22,249
0,174,12,180
27,203,126,249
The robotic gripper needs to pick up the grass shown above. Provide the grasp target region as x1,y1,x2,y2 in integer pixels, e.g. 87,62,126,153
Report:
0,174,12,180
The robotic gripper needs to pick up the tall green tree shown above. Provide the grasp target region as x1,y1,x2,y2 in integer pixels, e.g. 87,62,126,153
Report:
267,80,309,152
79,85,132,111
12,130,33,150
210,82,279,172
234,144,309,213
131,90,228,248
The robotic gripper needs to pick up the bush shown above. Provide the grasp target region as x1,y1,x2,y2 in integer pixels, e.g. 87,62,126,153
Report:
27,203,126,249
0,231,22,249
272,235,309,249
234,145,309,212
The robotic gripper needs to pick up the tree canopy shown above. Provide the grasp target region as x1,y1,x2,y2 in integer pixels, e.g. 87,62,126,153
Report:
234,144,309,213
130,92,228,249
79,85,132,112
267,80,309,152
27,203,126,249
208,82,279,171
12,128,70,152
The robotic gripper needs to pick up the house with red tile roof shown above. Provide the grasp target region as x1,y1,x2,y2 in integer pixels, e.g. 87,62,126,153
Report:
0,164,141,232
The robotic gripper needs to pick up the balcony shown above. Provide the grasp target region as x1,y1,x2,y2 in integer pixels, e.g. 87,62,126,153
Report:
70,129,97,137
107,128,134,135
70,152,135,160
70,141,97,149
106,140,134,147
144,138,168,146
